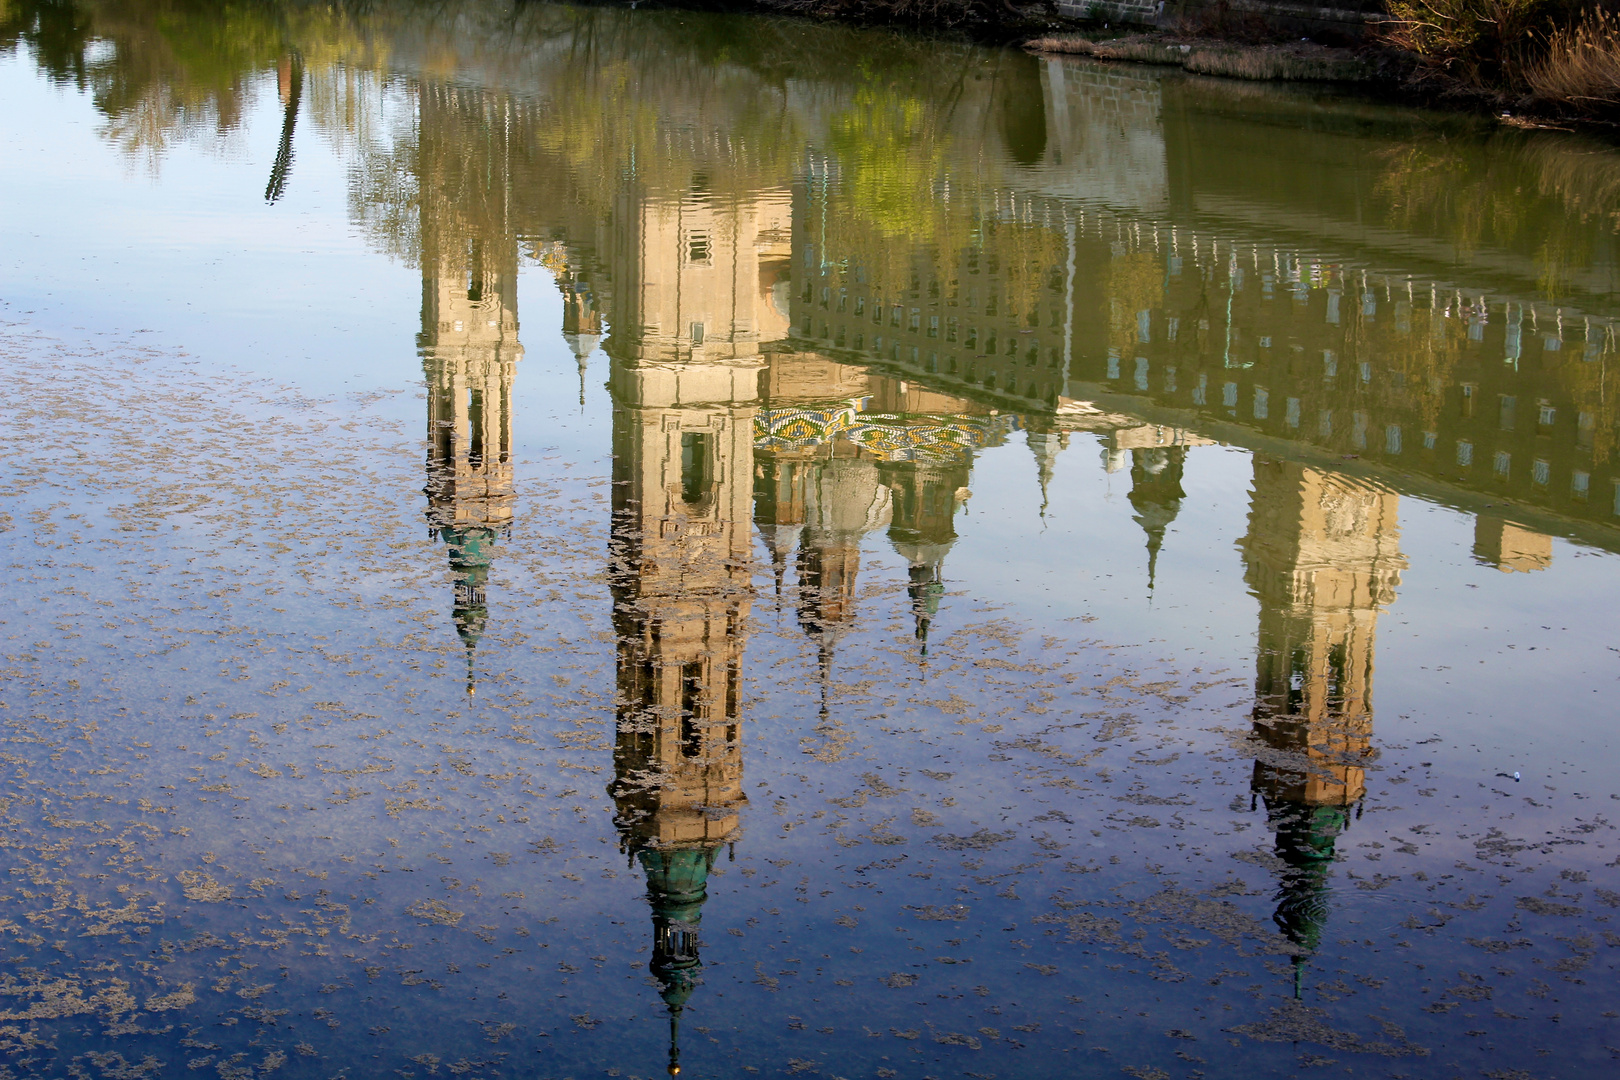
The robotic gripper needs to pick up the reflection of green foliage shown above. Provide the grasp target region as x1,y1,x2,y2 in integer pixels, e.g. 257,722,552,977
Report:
1374,132,1620,306
3,0,389,167
1108,251,1163,358
827,86,951,243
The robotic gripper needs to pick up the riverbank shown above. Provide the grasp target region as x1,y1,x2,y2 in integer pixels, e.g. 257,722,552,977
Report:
1020,3,1620,130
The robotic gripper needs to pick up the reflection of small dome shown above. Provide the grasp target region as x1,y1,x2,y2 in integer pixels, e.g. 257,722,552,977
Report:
806,459,891,540
758,523,803,562
563,330,602,361
1102,447,1128,474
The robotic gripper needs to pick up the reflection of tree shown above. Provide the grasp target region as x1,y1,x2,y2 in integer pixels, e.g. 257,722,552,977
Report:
1107,251,1164,366
1,0,388,169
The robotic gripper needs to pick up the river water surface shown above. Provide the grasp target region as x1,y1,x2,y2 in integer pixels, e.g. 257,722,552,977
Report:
2,3,1620,1078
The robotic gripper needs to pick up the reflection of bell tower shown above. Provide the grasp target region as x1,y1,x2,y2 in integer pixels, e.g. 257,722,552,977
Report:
416,83,522,695
1240,461,1403,972
421,232,522,695
881,457,970,656
605,180,787,1077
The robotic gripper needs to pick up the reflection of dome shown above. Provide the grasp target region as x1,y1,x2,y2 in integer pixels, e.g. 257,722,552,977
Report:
1263,797,1346,958
1026,430,1066,517
1127,447,1186,595
758,523,803,565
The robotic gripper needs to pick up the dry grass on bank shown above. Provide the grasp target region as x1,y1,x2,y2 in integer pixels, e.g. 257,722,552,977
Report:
1528,9,1620,113
1025,33,1377,82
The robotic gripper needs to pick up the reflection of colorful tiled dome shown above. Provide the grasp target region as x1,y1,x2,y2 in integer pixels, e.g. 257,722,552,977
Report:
755,406,1021,465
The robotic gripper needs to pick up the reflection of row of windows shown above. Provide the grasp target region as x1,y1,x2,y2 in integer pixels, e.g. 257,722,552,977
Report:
1118,357,1604,456
1113,361,1610,505
807,319,1063,372
802,325,1056,401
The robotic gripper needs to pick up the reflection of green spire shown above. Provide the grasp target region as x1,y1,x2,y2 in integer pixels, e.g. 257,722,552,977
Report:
442,525,496,694
1126,447,1186,595
638,845,719,1076
1262,798,1348,960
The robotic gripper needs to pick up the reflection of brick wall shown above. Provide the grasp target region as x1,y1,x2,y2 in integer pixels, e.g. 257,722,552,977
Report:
1053,0,1160,24
1058,0,1383,33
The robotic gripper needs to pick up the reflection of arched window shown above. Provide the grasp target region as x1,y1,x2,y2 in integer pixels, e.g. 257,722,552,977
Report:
680,432,713,507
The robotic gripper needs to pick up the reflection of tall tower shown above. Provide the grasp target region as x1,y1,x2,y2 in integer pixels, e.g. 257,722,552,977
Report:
1127,446,1186,594
421,233,522,694
606,181,786,1077
882,457,970,656
1240,461,1403,971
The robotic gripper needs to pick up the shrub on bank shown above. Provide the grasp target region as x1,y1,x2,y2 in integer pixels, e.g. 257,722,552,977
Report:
1379,0,1620,114
1527,7,1620,111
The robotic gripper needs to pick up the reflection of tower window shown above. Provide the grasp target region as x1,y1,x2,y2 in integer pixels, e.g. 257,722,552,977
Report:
468,388,484,469
680,432,712,506
690,322,705,346
680,663,703,758
687,232,711,264
467,240,484,302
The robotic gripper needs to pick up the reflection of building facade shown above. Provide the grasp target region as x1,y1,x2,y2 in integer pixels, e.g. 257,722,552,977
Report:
1240,461,1403,965
604,182,788,1076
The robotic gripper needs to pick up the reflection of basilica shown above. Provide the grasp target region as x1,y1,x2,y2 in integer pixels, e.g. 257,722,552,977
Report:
1240,461,1403,972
